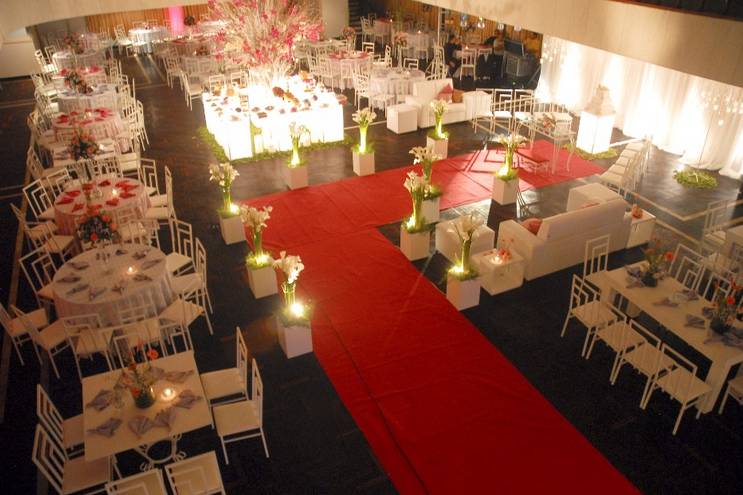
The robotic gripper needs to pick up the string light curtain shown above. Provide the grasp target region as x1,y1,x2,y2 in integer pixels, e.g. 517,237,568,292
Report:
536,35,743,178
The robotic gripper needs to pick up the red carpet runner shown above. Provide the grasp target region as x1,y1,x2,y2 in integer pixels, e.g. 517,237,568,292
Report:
245,144,635,493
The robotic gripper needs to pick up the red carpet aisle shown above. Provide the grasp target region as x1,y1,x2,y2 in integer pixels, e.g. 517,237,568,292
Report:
244,143,634,492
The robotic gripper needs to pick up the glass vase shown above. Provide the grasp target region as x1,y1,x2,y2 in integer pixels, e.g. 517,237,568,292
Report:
710,317,730,335
282,281,296,308
461,239,472,274
641,271,658,287
504,148,514,170
221,187,232,213
290,139,301,167
359,125,368,154
252,231,264,260
435,118,443,139
133,385,156,409
410,196,423,231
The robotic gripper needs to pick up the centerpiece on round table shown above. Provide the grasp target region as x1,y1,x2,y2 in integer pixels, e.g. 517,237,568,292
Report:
118,345,161,409
70,127,99,160
639,240,674,287
63,69,92,94
708,281,742,335
77,206,117,248
63,32,85,54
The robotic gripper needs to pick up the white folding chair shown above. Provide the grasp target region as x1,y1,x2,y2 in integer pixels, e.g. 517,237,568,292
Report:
718,375,743,415
23,179,56,221
459,50,476,80
670,243,704,292
33,424,116,495
584,307,646,382
171,238,213,314
19,246,58,309
560,274,618,357
106,468,167,495
164,451,226,494
37,384,84,456
583,234,610,294
643,344,711,435
62,313,112,380
0,301,47,366
200,327,250,418
213,359,269,463
166,218,195,275
12,305,69,379
700,199,730,254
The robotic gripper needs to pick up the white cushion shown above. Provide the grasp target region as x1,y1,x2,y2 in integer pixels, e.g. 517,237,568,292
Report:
201,368,246,402
538,200,627,242
214,399,260,437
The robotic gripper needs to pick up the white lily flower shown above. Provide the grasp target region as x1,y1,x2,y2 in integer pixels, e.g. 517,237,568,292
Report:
403,170,427,193
430,99,448,117
274,250,304,284
209,162,239,188
239,205,273,232
351,107,377,127
409,146,440,165
450,212,485,242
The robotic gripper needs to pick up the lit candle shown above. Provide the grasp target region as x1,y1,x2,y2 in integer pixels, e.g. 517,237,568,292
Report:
161,387,176,401
112,188,119,197
126,266,135,275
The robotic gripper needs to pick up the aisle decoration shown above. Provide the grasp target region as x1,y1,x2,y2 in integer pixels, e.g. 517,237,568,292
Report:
285,122,310,189
410,146,442,222
427,99,449,158
274,251,312,357
492,133,526,205
708,281,742,335
352,107,377,176
209,162,240,214
241,205,278,297
400,171,431,260
446,212,484,310
208,0,322,88
118,344,161,409
69,128,99,161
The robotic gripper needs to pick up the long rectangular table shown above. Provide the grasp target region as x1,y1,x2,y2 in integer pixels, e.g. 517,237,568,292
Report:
82,351,211,464
594,264,743,412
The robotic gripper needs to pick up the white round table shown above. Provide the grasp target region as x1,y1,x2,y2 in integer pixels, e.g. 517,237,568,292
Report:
52,109,126,150
52,66,108,91
404,31,432,58
52,243,173,326
53,49,106,71
54,177,150,236
327,51,372,89
169,37,214,56
129,27,168,53
369,67,425,98
198,20,226,34
57,84,119,113
180,55,219,76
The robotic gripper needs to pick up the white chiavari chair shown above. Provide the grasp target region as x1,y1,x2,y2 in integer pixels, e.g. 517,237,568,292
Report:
23,178,56,221
19,246,58,309
200,327,250,420
670,243,705,292
171,238,212,313
36,384,84,456
11,304,69,379
700,199,730,255
106,469,167,495
166,218,195,275
560,274,619,357
164,451,226,494
0,301,47,366
61,313,112,380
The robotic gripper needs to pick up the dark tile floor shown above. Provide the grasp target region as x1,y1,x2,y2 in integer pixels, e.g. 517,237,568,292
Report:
1,54,742,494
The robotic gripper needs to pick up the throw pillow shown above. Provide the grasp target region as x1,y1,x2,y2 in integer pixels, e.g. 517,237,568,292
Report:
437,84,454,103
452,89,464,103
521,217,542,235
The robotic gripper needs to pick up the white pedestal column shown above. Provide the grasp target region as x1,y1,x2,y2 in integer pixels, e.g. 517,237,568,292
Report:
352,151,375,176
400,226,430,261
247,264,278,298
218,214,246,245
491,177,518,205
421,196,440,223
446,275,481,310
427,136,448,159
277,318,313,358
284,165,309,190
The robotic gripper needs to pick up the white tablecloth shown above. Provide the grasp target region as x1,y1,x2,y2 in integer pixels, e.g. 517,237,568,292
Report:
53,243,172,326
181,55,219,76
52,66,108,91
54,178,150,236
198,20,226,34
369,67,425,97
168,37,215,56
327,51,372,89
52,109,126,149
53,49,106,70
129,27,168,53
374,19,392,39
404,31,432,57
57,84,119,113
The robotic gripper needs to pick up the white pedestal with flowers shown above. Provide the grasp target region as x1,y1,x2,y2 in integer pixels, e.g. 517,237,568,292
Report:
444,213,484,311
285,123,309,189
241,204,278,298
400,171,432,261
427,99,449,159
491,133,527,205
410,145,443,224
274,251,312,359
352,107,376,176
210,163,244,245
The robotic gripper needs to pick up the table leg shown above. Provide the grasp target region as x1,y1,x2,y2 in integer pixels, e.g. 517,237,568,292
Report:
135,433,186,471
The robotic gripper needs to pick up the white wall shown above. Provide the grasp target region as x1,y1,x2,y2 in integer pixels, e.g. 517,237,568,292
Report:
0,28,37,78
423,0,743,88
320,0,348,38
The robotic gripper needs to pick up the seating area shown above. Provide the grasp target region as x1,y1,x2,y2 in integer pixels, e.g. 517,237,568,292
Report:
1,1,743,494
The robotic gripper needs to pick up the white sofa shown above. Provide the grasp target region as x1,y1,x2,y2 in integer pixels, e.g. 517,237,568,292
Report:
496,199,632,280
404,78,467,128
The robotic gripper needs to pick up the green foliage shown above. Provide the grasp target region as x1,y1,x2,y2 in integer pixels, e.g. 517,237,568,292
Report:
673,169,718,189
562,143,618,160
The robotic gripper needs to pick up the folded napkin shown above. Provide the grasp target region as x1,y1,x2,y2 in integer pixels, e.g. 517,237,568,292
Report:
88,286,107,300
98,179,111,187
140,259,162,270
685,314,706,329
626,277,645,289
69,261,90,270
174,389,202,409
111,283,126,295
66,283,90,296
57,274,81,284
72,203,84,212
153,407,177,430
87,417,122,438
95,117,103,122
165,370,195,384
149,366,166,381
115,180,130,188
653,297,678,308
86,389,113,411
56,197,74,205
89,203,103,209
128,415,154,438
105,198,120,207
702,307,715,319
677,289,699,302
132,250,149,260
133,273,152,282
122,184,139,191
120,192,135,199
115,248,128,256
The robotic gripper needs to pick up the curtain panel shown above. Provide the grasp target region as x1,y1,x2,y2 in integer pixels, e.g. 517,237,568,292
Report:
536,35,743,179
85,4,209,35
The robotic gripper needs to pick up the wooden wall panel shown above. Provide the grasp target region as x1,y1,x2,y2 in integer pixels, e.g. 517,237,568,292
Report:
85,4,209,35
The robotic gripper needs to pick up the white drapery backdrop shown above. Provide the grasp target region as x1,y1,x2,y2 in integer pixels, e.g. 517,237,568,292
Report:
536,35,743,179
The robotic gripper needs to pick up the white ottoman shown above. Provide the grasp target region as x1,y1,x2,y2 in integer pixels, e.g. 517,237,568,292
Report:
387,104,418,134
566,183,623,211
435,218,495,263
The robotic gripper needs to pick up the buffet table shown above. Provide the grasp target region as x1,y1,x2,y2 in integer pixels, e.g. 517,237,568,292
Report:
56,83,119,113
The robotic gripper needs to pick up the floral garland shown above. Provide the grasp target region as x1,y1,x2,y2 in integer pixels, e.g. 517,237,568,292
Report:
69,128,99,161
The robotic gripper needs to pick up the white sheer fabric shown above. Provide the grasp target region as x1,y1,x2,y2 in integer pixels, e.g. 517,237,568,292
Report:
536,36,743,178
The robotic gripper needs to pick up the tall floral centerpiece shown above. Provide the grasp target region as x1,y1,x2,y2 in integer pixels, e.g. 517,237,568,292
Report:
491,133,526,205
409,146,440,194
208,0,322,89
352,107,377,175
274,250,306,317
342,26,356,42
63,33,84,54
63,69,92,94
288,122,309,167
449,212,484,279
495,133,527,173
393,31,408,64
118,344,160,409
430,99,448,140
240,205,273,267
400,171,431,260
69,128,99,161
209,162,240,214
